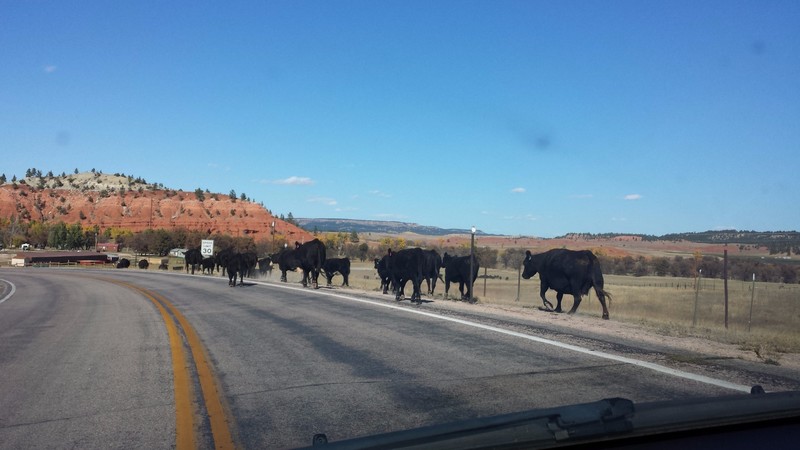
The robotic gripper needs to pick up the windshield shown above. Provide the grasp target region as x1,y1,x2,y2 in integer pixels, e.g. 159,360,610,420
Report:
1,1,799,449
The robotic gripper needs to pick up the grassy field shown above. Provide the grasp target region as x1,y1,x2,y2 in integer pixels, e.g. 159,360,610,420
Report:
342,261,800,353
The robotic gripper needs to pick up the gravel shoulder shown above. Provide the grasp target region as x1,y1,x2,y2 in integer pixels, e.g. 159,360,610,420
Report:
324,283,800,393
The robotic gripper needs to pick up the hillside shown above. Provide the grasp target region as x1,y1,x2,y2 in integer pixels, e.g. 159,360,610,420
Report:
0,172,312,241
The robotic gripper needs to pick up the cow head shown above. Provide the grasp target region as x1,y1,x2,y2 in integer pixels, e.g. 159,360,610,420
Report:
442,252,453,265
521,250,537,279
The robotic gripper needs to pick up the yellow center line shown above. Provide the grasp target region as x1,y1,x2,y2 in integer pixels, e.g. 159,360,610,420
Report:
148,288,237,450
95,276,236,449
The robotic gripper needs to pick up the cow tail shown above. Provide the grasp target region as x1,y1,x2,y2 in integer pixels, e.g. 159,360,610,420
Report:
591,259,612,307
597,288,612,307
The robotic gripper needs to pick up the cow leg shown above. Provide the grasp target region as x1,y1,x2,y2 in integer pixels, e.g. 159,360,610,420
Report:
567,294,582,315
555,292,564,313
539,285,554,311
280,271,287,283
312,270,319,289
394,279,406,301
425,278,432,295
595,287,611,320
342,273,349,287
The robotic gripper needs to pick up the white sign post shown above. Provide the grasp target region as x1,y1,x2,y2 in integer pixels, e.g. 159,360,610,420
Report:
201,239,214,258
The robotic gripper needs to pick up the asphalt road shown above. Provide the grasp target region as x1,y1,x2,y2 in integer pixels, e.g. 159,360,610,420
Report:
1,268,798,449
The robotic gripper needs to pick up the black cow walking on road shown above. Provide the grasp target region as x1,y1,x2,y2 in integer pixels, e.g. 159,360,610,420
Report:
272,239,327,288
184,247,203,274
422,249,443,295
374,256,392,294
323,257,350,286
257,257,272,277
385,248,425,304
521,249,611,320
201,257,215,274
443,253,479,301
226,252,245,287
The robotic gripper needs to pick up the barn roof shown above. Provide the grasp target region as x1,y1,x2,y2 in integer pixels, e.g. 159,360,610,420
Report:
13,251,111,264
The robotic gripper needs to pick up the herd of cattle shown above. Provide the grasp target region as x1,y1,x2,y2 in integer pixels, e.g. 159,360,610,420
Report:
115,239,611,319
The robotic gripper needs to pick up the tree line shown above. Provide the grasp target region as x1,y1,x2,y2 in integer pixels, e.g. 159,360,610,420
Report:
3,219,798,284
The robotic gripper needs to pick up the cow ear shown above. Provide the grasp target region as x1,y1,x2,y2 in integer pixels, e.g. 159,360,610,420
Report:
525,250,532,258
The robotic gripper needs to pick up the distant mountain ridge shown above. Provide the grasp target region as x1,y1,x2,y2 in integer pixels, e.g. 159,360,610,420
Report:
298,218,799,248
295,218,489,236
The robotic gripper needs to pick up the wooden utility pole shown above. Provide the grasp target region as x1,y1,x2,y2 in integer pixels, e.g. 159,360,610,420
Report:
723,245,729,329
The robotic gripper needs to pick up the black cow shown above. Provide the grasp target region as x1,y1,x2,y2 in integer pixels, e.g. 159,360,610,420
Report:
443,252,479,301
116,258,130,269
184,247,203,274
521,249,611,320
201,257,215,275
215,247,235,276
385,248,425,304
138,259,149,269
257,257,272,277
323,257,350,287
240,251,258,278
226,252,245,287
374,256,392,294
422,249,443,295
272,239,327,288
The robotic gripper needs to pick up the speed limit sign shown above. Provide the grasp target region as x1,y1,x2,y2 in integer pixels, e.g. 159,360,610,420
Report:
201,239,214,257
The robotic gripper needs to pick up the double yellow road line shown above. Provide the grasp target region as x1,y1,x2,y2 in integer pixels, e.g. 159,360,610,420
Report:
106,278,237,450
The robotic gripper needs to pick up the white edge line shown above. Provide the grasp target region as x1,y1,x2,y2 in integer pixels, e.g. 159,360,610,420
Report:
0,279,17,305
254,280,752,393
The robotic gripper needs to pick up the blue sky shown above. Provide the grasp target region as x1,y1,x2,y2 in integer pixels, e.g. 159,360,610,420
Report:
2,1,798,237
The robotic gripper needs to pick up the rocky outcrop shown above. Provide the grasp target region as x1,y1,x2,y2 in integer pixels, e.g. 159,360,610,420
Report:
0,174,311,241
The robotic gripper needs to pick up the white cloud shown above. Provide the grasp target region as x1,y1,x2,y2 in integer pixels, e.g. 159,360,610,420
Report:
502,214,538,221
307,196,337,206
274,176,314,185
510,187,526,193
624,194,643,200
368,189,391,198
44,65,57,73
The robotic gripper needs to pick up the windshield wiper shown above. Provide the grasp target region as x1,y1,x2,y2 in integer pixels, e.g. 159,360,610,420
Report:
303,388,800,449
304,397,633,449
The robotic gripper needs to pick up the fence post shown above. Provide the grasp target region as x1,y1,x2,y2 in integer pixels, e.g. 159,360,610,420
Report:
748,273,756,332
483,266,487,297
693,269,702,327
724,246,729,329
